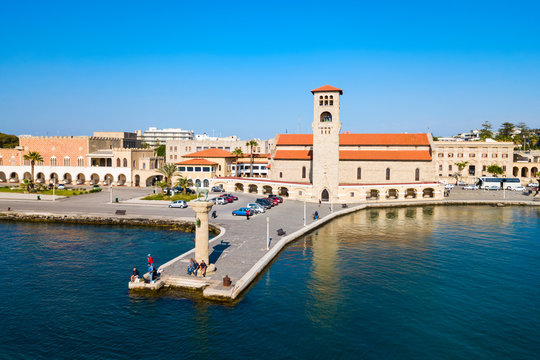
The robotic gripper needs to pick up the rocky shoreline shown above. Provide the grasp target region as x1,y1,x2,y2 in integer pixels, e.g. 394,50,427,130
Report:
0,211,221,234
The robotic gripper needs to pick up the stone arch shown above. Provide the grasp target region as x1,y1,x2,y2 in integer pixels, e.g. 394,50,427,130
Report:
531,167,538,177
386,188,398,199
123,158,128,167
9,172,19,182
0,171,6,182
203,179,210,187
248,184,258,194
195,179,202,187
422,188,434,198
367,189,379,200
23,172,32,180
104,174,113,185
63,173,72,184
521,167,529,177
321,189,329,202
36,172,45,183
235,183,244,192
90,173,100,185
405,188,417,198
49,172,58,183
134,175,140,186
279,187,289,197
263,185,273,194
116,158,121,167
117,174,127,185
76,173,86,185
146,175,161,187
320,111,332,122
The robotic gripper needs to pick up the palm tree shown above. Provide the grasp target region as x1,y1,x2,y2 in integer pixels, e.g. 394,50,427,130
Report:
175,175,193,195
23,151,43,188
232,147,244,177
246,139,258,177
454,161,468,182
156,163,178,189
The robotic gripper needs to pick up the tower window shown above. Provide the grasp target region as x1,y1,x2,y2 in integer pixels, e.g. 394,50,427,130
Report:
357,167,361,180
324,95,328,105
320,111,332,122
279,172,283,178
386,168,390,180
302,166,306,179
319,96,323,106
415,168,420,181
330,95,334,105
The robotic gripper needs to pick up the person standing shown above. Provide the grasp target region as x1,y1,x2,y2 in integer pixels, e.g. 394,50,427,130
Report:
147,253,153,266
246,209,250,220
148,262,154,283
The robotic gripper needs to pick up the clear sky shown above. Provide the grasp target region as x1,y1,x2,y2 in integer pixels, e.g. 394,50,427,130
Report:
1,0,539,139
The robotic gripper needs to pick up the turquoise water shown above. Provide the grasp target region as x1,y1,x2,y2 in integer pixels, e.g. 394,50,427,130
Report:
0,206,539,359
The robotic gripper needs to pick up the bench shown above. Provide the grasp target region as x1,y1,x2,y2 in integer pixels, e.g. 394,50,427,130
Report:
276,228,286,236
115,210,126,215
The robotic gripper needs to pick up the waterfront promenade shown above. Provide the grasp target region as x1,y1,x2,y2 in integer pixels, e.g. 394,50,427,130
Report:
0,186,538,301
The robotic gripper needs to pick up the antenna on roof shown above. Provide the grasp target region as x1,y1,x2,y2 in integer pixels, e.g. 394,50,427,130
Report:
298,116,301,133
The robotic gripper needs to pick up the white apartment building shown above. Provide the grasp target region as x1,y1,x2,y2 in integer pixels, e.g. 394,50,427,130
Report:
137,127,194,147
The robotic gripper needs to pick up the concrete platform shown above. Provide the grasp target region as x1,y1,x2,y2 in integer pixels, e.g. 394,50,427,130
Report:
128,279,165,291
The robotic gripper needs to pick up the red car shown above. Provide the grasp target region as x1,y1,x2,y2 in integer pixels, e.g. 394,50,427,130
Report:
265,197,279,205
223,193,238,201
219,194,234,203
268,195,283,203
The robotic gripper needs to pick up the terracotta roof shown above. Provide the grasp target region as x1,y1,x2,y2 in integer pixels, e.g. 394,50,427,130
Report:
339,150,432,161
176,158,218,165
183,148,234,158
340,133,430,146
275,133,430,146
311,85,343,95
273,150,313,160
276,134,313,146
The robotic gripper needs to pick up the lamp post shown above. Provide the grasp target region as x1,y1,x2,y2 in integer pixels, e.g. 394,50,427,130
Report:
154,177,157,194
110,183,113,203
52,176,55,202
266,217,270,250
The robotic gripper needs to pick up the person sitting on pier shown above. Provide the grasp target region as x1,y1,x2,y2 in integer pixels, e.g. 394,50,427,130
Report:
131,267,140,282
199,260,208,277
148,263,154,283
187,258,199,275
152,266,159,280
313,211,319,220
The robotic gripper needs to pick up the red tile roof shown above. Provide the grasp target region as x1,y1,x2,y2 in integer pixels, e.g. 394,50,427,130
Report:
275,133,430,146
273,150,313,160
176,158,218,165
183,148,234,158
311,85,343,94
339,150,432,161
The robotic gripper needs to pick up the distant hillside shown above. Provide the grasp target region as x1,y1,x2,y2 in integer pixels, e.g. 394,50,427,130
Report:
0,132,19,148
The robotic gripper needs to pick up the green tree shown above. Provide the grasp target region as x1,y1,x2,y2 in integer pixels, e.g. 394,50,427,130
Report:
23,151,43,188
175,175,193,195
232,147,244,177
246,139,258,177
156,144,166,157
479,121,493,140
487,164,504,177
0,132,19,148
496,122,515,141
156,163,178,190
454,161,469,181
141,142,151,149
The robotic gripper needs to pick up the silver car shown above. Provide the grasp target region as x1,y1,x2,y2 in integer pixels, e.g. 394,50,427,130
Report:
169,200,188,208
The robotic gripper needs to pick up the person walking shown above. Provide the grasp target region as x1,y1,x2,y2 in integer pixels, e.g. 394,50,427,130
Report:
246,209,250,220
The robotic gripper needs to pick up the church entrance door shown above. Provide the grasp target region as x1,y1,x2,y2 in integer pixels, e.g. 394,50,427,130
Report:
321,189,329,202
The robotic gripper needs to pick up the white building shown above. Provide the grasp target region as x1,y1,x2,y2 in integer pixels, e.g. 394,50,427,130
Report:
137,127,194,147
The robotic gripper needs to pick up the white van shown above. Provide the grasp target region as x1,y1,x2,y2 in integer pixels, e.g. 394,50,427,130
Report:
247,203,265,213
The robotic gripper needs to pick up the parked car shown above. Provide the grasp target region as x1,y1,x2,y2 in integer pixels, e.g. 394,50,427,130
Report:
210,197,227,205
219,194,234,203
211,186,225,192
485,184,500,190
169,200,188,208
444,184,454,189
247,203,265,213
268,195,283,203
265,197,279,205
527,183,539,188
9,178,18,183
463,185,479,190
92,184,100,190
256,198,273,209
223,193,238,201
456,181,467,186
57,184,66,190
232,207,251,216
511,185,526,191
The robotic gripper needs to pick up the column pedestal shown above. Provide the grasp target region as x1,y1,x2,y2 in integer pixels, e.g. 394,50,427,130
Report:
190,201,214,264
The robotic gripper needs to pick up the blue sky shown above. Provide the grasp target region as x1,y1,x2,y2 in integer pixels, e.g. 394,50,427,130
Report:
1,0,539,139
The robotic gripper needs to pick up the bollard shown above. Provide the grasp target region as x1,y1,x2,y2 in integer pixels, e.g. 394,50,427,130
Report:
115,197,119,203
37,195,41,200
223,275,231,287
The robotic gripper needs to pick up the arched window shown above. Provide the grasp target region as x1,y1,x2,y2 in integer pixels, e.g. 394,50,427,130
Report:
324,95,328,105
77,157,85,167
329,95,334,105
357,167,361,180
319,95,323,106
143,163,146,170
64,157,70,166
116,158,121,167
415,168,420,181
320,111,332,122
279,172,283,178
123,158,127,167
386,168,390,180
50,157,57,166
302,166,306,179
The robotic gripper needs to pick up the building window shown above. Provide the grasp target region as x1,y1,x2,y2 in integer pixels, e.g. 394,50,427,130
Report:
123,158,127,167
280,172,283,178
386,168,390,180
438,153,444,158
203,167,210,172
143,163,146,169
415,168,420,181
324,95,328,106
116,158,121,167
357,167,361,180
302,166,306,179
0,158,2,165
447,153,454,158
64,157,70,166
319,95,323,106
320,111,332,122
299,191,302,196
503,166,506,171
448,165,452,171
169,146,173,151
170,155,173,159
350,192,354,197
439,164,443,171
50,157,57,166
469,165,475,175
174,146,177,151
469,153,476,158
482,165,487,171
179,166,186,171
458,153,463,158
492,153,498,158
24,159,30,165
502,154,508,158
78,157,85,167
330,95,334,106
187,167,193,171
482,153,488,158
195,167,201,172
219,165,221,171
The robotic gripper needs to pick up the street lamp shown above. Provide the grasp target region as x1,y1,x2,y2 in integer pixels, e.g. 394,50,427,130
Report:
266,217,270,250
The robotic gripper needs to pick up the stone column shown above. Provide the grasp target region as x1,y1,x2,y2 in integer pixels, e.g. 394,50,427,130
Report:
190,201,214,264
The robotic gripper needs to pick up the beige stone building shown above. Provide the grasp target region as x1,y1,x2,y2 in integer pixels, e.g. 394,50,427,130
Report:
211,85,443,203
432,140,514,183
